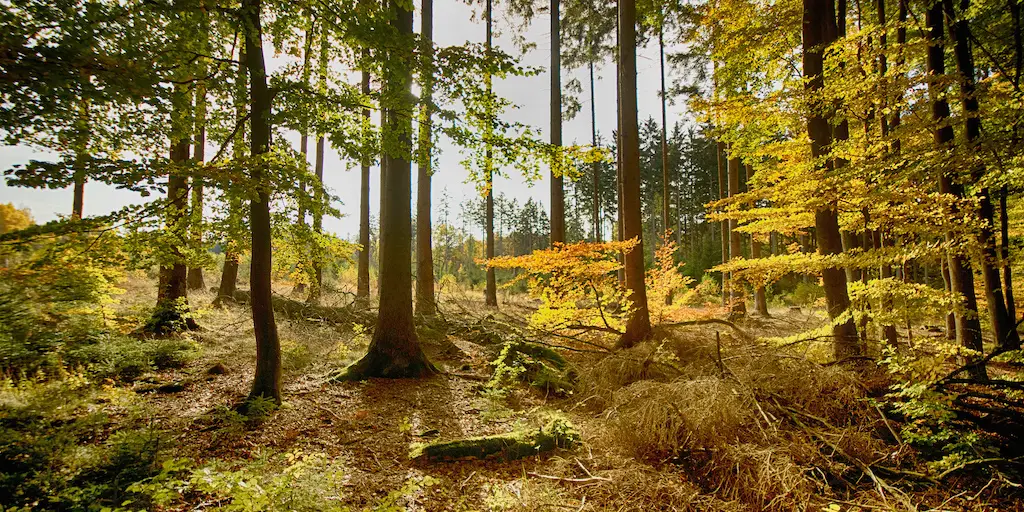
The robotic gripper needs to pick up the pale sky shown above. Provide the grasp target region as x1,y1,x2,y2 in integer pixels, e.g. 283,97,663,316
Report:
0,0,690,239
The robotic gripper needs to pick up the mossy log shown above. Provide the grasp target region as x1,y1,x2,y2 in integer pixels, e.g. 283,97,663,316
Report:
491,341,575,396
410,418,579,462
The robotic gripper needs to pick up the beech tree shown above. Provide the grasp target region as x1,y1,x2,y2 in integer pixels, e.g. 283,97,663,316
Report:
336,0,435,380
242,0,283,403
416,0,437,316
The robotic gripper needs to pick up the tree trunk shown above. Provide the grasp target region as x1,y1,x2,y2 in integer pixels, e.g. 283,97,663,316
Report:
718,141,728,307
217,47,246,306
484,0,498,308
803,0,860,357
1001,188,1016,322
309,29,328,304
187,10,209,292
243,0,282,403
187,60,207,292
549,0,565,245
659,25,670,239
941,257,957,339
292,24,315,297
416,0,436,316
946,0,1020,350
338,0,435,380
357,66,371,298
590,60,600,242
616,0,652,349
72,98,88,219
149,82,198,335
926,0,985,378
727,153,747,317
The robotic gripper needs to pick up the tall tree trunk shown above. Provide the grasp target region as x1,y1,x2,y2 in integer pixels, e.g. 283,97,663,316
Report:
659,25,670,239
926,0,985,378
549,0,565,244
616,0,652,348
243,0,282,403
484,0,498,307
590,60,600,242
941,257,957,339
416,0,436,316
217,47,246,306
803,0,860,357
875,0,899,346
339,0,435,380
309,29,328,304
357,65,371,298
188,10,209,292
718,141,728,307
946,0,1020,350
727,153,747,317
149,82,198,334
615,12,625,289
293,23,314,297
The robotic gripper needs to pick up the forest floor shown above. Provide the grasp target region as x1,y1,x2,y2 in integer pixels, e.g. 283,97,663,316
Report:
10,273,1024,511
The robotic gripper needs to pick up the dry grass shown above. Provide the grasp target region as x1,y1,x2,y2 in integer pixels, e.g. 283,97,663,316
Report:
610,378,755,457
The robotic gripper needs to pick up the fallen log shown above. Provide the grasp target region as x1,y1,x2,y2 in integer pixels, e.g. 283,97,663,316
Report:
409,418,579,462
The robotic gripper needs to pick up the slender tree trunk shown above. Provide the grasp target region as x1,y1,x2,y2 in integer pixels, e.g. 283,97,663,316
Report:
615,11,625,289
243,0,282,403
659,25,670,238
416,0,436,316
293,24,314,296
718,141,728,307
357,66,371,298
340,0,435,380
926,0,986,378
727,153,747,317
149,80,198,334
549,0,565,244
752,237,769,316
1001,188,1016,322
217,47,247,306
804,0,860,357
590,60,600,242
309,29,328,304
484,0,498,307
616,0,652,348
187,62,207,291
946,0,1020,350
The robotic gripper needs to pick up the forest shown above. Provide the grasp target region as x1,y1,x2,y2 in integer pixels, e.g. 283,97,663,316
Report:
1,0,1024,509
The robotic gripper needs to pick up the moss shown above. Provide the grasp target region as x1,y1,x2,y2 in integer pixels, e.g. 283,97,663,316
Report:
409,418,580,462
491,341,575,396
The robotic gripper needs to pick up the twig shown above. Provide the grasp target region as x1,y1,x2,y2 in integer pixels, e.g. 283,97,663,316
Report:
527,472,610,483
936,457,1024,480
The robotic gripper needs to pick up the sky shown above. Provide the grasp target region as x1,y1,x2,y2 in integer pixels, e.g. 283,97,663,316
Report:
0,0,690,240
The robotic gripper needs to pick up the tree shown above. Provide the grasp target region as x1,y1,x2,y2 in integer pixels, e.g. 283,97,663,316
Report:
357,64,371,299
926,0,984,375
550,0,565,245
726,151,746,317
945,0,1020,350
616,0,651,349
803,0,859,357
336,0,435,380
187,8,210,292
416,0,436,316
217,47,247,305
148,80,198,335
242,0,282,404
484,0,499,308
310,29,329,303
